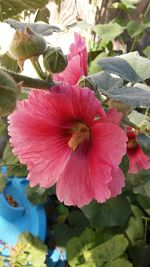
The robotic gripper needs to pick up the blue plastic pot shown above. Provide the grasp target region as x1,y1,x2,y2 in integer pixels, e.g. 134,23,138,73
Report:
0,167,67,267
0,167,46,256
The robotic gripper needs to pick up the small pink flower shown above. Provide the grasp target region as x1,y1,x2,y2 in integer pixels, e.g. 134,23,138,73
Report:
8,85,127,207
127,129,150,174
54,33,87,85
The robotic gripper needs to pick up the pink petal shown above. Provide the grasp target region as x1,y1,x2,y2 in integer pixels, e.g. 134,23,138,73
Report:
68,33,87,76
128,146,150,174
56,146,93,207
88,159,112,202
101,109,123,125
51,83,106,125
54,55,83,85
90,122,127,169
8,90,74,187
108,168,125,197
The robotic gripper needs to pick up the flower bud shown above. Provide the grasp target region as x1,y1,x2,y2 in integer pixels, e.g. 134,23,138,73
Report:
43,46,67,74
78,76,97,91
9,27,47,69
0,70,18,116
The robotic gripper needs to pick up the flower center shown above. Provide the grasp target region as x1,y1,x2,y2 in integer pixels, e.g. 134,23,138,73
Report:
68,122,90,151
127,138,137,150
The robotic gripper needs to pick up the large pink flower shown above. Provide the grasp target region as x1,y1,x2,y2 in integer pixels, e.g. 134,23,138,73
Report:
127,129,150,174
54,33,87,85
8,85,127,207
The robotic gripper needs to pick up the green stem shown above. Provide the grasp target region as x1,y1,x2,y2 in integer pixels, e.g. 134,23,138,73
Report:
31,60,47,80
143,2,150,20
1,68,55,89
130,37,138,52
130,3,150,52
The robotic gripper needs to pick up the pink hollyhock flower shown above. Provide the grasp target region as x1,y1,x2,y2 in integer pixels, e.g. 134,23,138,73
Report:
54,33,87,85
8,84,127,207
127,129,150,174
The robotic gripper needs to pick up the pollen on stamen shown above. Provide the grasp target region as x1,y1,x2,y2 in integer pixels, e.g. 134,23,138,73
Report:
68,122,89,151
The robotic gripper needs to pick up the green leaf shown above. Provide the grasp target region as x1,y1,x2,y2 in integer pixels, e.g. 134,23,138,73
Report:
0,0,49,21
93,22,125,47
3,142,28,177
0,52,20,72
137,195,150,215
136,134,150,157
133,170,150,197
67,236,83,266
98,52,150,82
82,196,131,230
26,184,51,205
107,86,150,107
103,258,133,267
129,244,150,267
54,223,76,247
10,232,47,267
54,210,90,247
120,0,141,9
130,22,150,38
88,52,107,74
143,46,150,59
5,18,60,36
0,69,18,116
68,210,90,229
127,20,139,37
89,71,123,92
0,118,7,135
125,216,144,245
0,173,7,192
67,228,96,266
88,234,129,266
128,110,147,126
120,155,129,176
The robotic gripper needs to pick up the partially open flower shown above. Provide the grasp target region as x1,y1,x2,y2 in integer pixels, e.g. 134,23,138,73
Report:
8,84,127,207
43,46,67,74
0,70,18,116
54,33,88,85
9,27,47,69
127,128,150,173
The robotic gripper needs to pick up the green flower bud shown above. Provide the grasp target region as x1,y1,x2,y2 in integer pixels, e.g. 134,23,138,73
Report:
43,46,67,74
0,70,19,116
78,76,97,91
9,27,47,69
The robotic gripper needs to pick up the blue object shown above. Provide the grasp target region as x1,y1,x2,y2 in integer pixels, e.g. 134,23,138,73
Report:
0,168,46,256
46,248,67,267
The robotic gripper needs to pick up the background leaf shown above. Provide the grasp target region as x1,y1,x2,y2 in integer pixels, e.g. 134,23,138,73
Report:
5,18,60,36
107,86,150,107
0,0,48,21
93,22,125,48
89,71,123,92
98,52,150,82
3,142,27,177
82,195,131,230
88,234,129,266
136,134,150,157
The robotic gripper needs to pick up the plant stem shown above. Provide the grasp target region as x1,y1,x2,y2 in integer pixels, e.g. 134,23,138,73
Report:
1,68,55,89
143,2,150,20
130,37,138,52
31,60,47,80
